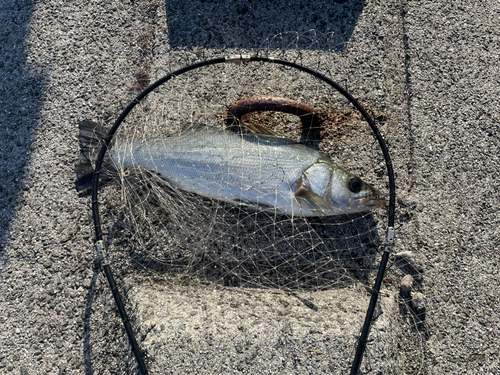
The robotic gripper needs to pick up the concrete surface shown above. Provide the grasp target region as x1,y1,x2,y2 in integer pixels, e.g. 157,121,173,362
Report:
0,0,499,374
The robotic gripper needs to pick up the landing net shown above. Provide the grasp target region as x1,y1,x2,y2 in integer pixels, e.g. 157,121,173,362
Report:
84,32,404,375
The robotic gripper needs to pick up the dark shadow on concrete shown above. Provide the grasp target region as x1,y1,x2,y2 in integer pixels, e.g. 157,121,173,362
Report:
83,265,100,375
165,0,365,51
0,0,43,252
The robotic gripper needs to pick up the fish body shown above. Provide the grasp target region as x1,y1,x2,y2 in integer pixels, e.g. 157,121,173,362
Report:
107,128,383,217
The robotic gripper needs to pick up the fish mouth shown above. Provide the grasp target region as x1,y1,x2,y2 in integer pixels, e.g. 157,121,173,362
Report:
355,194,387,209
366,198,386,208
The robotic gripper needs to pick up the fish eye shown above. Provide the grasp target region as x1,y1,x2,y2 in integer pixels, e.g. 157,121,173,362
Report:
348,177,363,193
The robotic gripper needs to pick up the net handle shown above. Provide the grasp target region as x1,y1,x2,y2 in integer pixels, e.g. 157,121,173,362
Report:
89,56,396,375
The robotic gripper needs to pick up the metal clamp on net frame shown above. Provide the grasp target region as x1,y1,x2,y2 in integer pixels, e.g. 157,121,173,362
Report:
87,56,396,375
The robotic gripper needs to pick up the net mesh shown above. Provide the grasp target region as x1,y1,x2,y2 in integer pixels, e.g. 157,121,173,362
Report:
99,56,387,292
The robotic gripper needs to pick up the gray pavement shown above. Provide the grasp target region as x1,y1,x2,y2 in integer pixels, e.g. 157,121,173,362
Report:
0,0,499,374
401,1,500,373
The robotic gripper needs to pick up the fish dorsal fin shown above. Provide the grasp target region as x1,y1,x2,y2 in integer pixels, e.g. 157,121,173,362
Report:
239,120,277,136
224,113,277,136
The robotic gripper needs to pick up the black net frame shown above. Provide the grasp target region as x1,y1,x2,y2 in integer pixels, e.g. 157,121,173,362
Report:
87,56,396,375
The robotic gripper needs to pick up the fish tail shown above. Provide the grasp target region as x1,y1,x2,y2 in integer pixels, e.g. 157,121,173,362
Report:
75,120,117,196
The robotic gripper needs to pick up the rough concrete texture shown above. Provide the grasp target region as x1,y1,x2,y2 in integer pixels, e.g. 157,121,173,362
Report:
126,279,396,374
0,0,499,374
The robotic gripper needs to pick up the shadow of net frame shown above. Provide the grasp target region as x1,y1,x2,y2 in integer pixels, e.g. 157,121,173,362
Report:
82,56,395,375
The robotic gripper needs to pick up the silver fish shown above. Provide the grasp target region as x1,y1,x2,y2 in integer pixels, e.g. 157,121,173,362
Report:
76,121,384,217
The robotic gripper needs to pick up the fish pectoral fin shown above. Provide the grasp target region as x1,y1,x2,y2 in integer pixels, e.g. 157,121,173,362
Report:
294,185,333,217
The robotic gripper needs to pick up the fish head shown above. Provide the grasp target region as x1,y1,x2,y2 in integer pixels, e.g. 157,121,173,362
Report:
325,165,385,214
297,159,385,216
